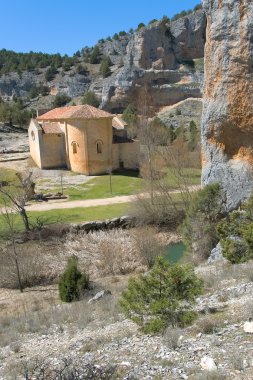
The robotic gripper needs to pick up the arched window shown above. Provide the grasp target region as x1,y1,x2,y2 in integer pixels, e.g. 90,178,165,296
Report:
96,140,103,154
31,131,35,141
71,141,78,154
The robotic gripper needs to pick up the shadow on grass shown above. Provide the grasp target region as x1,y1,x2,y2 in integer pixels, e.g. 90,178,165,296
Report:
112,169,140,178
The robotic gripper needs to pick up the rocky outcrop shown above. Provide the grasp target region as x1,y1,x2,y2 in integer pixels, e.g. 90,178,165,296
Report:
100,10,206,113
0,10,206,114
201,0,253,210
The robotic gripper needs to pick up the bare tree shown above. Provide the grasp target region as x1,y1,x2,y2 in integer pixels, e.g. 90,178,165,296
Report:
1,203,23,292
132,226,164,268
0,171,35,231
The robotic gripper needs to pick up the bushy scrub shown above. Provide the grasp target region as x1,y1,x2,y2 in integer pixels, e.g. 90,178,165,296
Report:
181,183,224,260
216,197,253,264
59,256,89,302
120,257,203,333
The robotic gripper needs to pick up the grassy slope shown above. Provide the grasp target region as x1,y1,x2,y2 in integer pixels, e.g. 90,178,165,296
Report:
0,203,131,236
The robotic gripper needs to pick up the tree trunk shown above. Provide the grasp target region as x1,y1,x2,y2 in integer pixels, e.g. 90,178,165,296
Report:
11,237,23,293
20,208,30,231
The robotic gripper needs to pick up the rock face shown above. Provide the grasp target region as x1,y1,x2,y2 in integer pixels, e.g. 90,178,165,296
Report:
100,10,206,113
201,0,253,210
0,10,206,114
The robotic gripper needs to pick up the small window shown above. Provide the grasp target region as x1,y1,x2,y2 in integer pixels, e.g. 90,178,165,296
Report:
96,141,102,154
31,131,35,141
71,141,78,154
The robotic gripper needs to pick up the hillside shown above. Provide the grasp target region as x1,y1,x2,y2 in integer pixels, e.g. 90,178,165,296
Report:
0,9,205,116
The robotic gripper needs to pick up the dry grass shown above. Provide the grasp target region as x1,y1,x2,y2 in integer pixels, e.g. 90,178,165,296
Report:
0,241,61,289
162,327,182,349
0,272,133,349
197,260,253,292
193,315,224,335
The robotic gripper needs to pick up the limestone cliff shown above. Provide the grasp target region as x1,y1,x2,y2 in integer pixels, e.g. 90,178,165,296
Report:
99,10,206,113
202,0,253,210
0,10,206,114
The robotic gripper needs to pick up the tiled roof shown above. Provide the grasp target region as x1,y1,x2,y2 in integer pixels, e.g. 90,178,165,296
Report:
112,116,128,130
37,105,113,121
41,123,63,134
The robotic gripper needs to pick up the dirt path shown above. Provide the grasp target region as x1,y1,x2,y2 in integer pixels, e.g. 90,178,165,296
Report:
25,186,200,212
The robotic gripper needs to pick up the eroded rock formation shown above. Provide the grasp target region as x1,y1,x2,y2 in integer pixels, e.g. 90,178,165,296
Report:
202,0,253,210
0,10,206,114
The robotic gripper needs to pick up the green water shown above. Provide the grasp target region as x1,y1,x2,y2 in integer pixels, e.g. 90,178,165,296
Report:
164,242,186,264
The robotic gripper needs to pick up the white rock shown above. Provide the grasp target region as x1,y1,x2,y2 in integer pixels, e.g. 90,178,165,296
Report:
88,290,111,304
243,320,253,333
200,356,217,371
120,361,131,366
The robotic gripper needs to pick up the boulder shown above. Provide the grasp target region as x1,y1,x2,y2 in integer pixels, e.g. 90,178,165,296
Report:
88,290,112,304
208,242,225,264
200,356,217,371
243,319,253,334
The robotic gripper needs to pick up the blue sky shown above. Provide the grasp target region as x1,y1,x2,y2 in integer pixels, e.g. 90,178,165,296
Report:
0,0,201,55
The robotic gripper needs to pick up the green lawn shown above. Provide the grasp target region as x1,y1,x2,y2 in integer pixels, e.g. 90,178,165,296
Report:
0,168,20,206
55,170,143,201
0,202,131,236
165,168,201,188
41,168,200,202
0,168,18,184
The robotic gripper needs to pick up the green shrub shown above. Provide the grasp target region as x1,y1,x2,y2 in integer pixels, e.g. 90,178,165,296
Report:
99,56,112,78
137,23,145,31
216,199,253,264
243,223,253,249
82,91,100,108
122,104,137,126
58,256,89,302
90,45,100,64
181,183,224,260
45,66,57,81
120,257,203,333
221,238,250,264
53,93,71,108
76,64,88,75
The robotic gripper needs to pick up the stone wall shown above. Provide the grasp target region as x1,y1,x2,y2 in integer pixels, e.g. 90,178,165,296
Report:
65,119,88,174
29,121,42,168
40,134,66,169
201,0,253,210
112,141,140,171
28,120,66,169
85,118,113,175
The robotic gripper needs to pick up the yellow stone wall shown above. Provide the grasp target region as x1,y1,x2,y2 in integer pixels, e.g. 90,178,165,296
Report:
86,118,113,175
65,118,113,175
65,119,88,174
28,120,66,169
29,121,42,168
40,134,66,169
112,141,140,170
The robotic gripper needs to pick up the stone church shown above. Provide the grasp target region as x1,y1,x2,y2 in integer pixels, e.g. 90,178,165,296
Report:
28,104,139,175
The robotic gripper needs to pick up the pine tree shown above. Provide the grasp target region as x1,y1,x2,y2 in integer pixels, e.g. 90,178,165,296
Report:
82,91,100,108
120,257,203,333
90,45,100,64
58,256,89,303
99,56,112,78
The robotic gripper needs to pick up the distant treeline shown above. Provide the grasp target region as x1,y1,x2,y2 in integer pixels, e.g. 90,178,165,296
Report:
171,3,202,21
0,49,80,75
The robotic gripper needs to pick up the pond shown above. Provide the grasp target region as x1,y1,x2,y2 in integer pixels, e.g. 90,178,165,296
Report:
164,242,186,264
